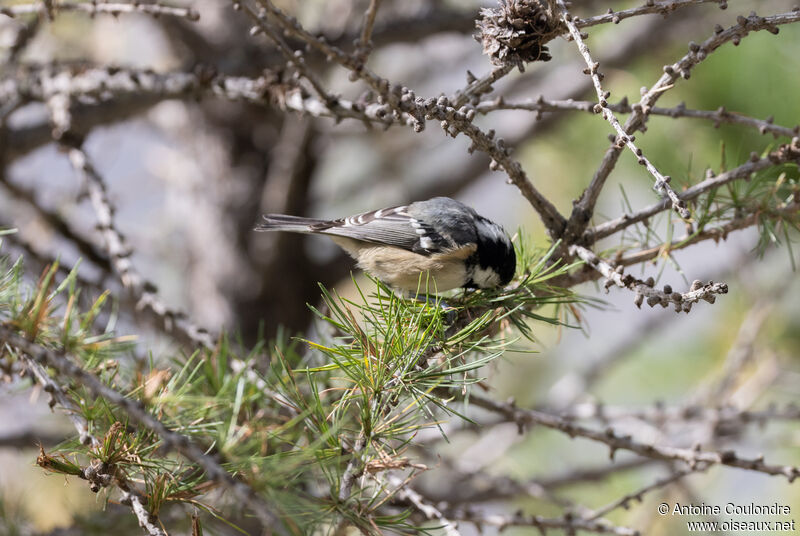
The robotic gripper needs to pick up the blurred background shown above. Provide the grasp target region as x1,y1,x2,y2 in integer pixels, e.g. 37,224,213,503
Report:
1,0,799,534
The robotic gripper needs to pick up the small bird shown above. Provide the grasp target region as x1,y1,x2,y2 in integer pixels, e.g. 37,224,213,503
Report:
255,197,516,292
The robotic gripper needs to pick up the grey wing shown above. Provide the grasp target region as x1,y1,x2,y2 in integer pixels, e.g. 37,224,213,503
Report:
311,205,451,255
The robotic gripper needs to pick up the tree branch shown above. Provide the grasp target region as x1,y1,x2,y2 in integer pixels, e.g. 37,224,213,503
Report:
0,324,280,527
465,392,800,481
567,8,800,242
588,141,800,243
558,1,690,220
570,244,728,312
0,2,199,21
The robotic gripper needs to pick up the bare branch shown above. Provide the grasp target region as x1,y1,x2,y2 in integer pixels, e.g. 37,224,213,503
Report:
387,474,461,536
588,141,800,242
243,4,337,107
0,1,199,21
570,244,728,312
561,401,800,429
477,98,800,141
0,173,112,273
567,8,800,240
64,144,216,350
355,0,382,63
586,466,706,521
574,0,726,29
445,506,638,536
558,1,690,219
451,65,514,109
465,393,800,481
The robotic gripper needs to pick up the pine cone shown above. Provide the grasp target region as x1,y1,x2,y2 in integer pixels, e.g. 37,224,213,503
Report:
476,0,560,69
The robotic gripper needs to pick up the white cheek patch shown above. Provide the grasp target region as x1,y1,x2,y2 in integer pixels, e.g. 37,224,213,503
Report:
472,266,500,288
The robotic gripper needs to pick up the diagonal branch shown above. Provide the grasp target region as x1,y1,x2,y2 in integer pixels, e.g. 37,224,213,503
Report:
465,392,800,481
64,145,216,350
557,1,690,220
355,0,382,63
585,466,706,521
0,324,280,527
477,98,800,143
587,141,800,242
574,0,727,29
445,506,637,536
10,340,167,536
243,0,567,236
566,8,800,242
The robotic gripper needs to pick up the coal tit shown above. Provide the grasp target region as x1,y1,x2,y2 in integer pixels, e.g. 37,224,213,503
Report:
255,197,516,292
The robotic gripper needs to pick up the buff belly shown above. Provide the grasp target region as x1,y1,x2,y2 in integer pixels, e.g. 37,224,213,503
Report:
330,237,476,292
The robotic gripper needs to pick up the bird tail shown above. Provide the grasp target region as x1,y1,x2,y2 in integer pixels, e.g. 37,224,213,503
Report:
254,214,330,233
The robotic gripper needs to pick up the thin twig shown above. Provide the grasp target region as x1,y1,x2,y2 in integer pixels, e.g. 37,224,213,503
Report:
243,3,337,107
243,0,567,236
451,65,514,109
585,466,706,521
0,173,112,273
574,0,726,29
0,1,199,20
65,145,216,350
445,506,638,536
355,0,382,62
476,98,800,141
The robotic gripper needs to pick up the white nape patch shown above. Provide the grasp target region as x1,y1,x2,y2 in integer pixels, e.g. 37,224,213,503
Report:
471,266,500,288
419,236,434,249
